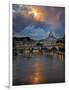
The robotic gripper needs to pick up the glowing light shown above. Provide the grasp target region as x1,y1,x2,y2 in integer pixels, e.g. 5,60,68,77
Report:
33,76,39,83
33,11,38,17
29,7,46,22
32,72,41,84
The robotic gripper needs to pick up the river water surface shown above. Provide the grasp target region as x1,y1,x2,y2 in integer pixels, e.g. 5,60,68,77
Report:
13,53,65,85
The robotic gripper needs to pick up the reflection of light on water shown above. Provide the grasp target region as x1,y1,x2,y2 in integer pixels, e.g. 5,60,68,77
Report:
58,54,64,62
52,52,64,62
32,72,41,84
33,77,39,83
54,53,57,57
61,55,64,62
31,63,48,84
50,52,53,56
32,63,42,84
34,63,41,71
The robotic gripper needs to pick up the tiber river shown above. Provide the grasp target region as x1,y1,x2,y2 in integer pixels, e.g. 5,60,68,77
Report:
13,52,65,85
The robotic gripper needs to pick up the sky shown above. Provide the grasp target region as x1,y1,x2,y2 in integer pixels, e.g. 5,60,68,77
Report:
13,4,65,40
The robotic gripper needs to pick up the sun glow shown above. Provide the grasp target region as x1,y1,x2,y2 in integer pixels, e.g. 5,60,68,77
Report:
33,11,38,17
29,7,46,22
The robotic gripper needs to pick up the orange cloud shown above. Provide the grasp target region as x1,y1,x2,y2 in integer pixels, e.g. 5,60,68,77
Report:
30,7,46,22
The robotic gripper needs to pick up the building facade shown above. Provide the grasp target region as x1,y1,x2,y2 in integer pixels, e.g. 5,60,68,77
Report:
13,32,65,55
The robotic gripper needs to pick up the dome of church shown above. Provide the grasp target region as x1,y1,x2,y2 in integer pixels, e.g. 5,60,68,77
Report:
47,32,56,39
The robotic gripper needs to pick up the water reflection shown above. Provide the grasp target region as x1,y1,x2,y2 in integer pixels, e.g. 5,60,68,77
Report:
58,54,64,62
51,53,64,63
32,72,42,84
13,53,65,85
32,63,42,84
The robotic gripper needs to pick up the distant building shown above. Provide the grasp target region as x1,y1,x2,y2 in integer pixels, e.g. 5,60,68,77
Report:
43,32,57,49
13,32,65,53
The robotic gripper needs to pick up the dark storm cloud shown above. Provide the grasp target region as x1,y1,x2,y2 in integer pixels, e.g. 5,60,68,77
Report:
13,4,65,39
13,10,35,32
